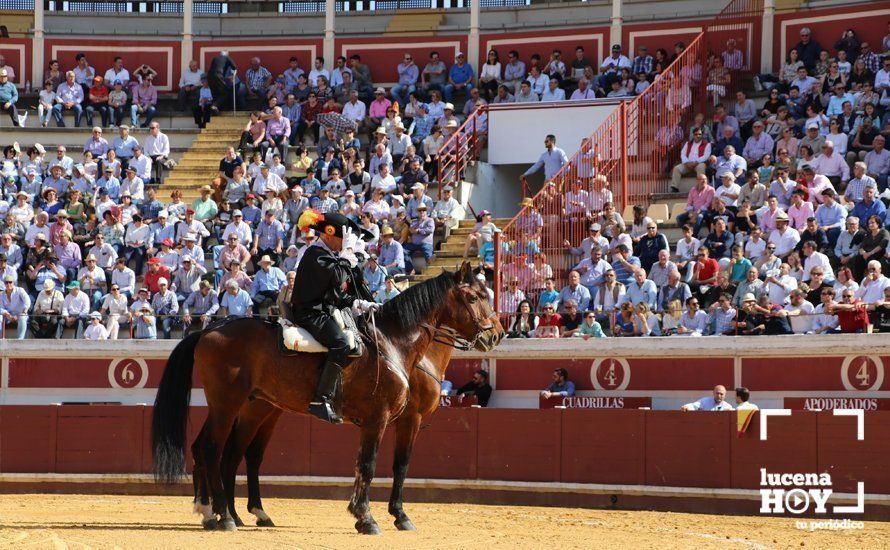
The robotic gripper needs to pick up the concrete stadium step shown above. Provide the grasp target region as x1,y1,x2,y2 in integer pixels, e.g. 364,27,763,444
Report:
161,115,245,199
0,127,201,149
0,112,205,132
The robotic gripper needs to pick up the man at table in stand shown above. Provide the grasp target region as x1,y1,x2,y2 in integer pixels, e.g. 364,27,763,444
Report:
540,367,576,399
456,369,493,407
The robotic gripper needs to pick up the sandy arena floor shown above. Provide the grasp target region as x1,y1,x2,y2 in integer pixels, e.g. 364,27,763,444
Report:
0,494,886,549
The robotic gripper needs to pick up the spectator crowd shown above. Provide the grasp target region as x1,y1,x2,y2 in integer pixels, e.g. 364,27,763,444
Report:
500,24,890,338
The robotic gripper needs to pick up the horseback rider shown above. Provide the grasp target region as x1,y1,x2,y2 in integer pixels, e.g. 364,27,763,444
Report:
292,210,377,424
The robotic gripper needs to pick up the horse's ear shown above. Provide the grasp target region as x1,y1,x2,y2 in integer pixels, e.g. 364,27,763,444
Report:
458,261,473,283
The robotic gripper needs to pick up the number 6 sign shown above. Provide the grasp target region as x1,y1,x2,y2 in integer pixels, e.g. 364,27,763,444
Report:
108,358,149,389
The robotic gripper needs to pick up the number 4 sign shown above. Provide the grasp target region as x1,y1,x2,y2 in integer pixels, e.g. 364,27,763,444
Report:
841,356,884,391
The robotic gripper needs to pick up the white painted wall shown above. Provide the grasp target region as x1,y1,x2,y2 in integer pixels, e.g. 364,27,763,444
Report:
487,101,620,165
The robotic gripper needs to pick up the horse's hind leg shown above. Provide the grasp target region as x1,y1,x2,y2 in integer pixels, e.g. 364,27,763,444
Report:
245,407,283,527
388,412,421,531
191,422,216,530
220,400,280,528
349,422,386,535
202,405,240,531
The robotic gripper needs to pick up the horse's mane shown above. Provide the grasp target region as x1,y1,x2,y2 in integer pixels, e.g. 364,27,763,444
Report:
377,270,456,333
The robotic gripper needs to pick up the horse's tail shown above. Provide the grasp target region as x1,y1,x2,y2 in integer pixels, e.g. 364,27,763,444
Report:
152,331,201,484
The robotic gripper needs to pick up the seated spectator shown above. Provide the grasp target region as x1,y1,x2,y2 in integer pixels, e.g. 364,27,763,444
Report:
648,249,677,288
866,286,890,333
709,292,737,335
742,121,773,168
733,266,765,307
733,292,766,335
864,135,890,190
30,279,64,339
83,311,109,340
830,290,870,333
677,296,709,336
53,71,84,127
635,222,669,272
560,299,583,337
622,268,657,310
0,274,29,339
610,244,640,287
540,368,575,398
811,287,839,334
534,303,561,338
130,77,158,128
681,385,734,411
576,310,606,339
456,370,493,407
507,299,537,339
132,304,157,339
676,174,715,237
856,260,890,306
182,280,219,336
60,281,90,339
593,269,624,325
801,240,833,285
768,212,800,259
810,141,849,190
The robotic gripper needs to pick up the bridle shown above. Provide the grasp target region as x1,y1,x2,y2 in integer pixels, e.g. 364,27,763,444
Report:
420,282,497,351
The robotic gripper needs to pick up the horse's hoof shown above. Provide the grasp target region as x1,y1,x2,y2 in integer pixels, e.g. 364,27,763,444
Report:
355,520,381,535
256,517,276,527
217,517,237,531
233,515,245,528
394,518,416,531
201,518,218,530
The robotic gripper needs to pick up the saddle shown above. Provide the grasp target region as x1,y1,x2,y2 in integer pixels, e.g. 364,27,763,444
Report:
278,307,364,358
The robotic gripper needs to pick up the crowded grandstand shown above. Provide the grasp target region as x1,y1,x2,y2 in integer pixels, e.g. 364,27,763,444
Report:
1,2,889,342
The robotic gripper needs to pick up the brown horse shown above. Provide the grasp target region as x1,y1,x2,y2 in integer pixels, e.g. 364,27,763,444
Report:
213,324,460,531
152,262,504,533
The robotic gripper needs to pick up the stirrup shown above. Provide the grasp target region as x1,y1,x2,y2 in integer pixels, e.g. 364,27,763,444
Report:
309,400,343,424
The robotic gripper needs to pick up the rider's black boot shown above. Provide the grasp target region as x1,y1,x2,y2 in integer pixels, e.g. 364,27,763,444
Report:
309,358,344,424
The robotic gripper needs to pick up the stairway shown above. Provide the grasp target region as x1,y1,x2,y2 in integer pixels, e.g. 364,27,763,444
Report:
163,113,244,202
408,217,513,284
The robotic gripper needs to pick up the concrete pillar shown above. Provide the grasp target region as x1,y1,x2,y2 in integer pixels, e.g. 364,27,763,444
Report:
760,0,775,74
468,0,480,73
324,0,335,67
609,0,622,51
31,0,45,88
182,0,194,74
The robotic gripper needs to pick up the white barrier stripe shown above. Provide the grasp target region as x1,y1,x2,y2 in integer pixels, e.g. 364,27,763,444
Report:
0,473,886,504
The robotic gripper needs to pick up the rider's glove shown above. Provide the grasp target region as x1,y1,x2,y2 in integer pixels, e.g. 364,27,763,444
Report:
352,299,379,314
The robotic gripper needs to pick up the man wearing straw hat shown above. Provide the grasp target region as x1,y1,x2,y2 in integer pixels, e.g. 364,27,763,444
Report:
251,254,287,309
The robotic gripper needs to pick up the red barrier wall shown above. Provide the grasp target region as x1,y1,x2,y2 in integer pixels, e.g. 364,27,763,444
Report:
44,39,182,91
0,37,31,88
193,38,323,84
480,26,608,75
335,35,468,87
2,406,888,494
773,2,890,69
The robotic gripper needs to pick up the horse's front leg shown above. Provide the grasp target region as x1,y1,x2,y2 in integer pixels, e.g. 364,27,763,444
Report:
348,422,386,535
389,412,421,531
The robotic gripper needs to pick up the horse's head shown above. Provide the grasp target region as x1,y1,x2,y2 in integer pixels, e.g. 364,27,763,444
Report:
440,262,505,353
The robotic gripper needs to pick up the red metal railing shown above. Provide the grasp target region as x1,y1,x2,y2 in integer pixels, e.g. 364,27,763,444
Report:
492,0,765,316
435,106,486,198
